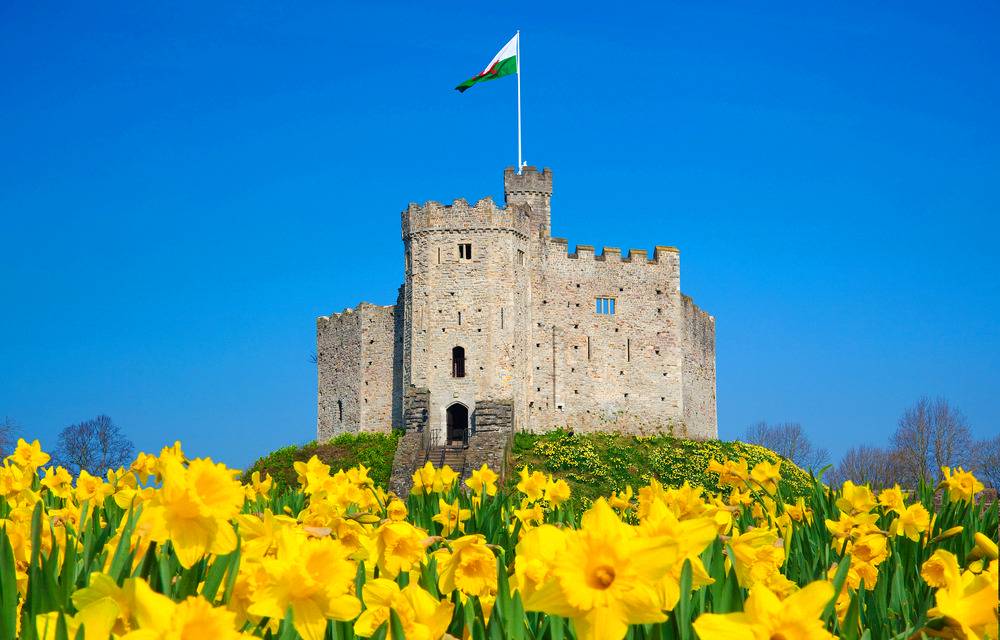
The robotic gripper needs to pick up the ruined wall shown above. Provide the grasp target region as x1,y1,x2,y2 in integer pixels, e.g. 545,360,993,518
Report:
529,241,689,435
682,295,717,439
317,302,398,439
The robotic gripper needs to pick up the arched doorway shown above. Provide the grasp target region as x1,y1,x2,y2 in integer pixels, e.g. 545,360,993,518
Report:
446,403,469,446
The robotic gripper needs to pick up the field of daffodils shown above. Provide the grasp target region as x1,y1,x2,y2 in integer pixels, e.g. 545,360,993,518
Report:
0,438,997,640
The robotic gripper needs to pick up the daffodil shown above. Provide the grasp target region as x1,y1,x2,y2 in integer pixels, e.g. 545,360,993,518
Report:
706,458,749,490
544,477,571,507
465,463,498,496
927,558,998,640
353,579,453,640
939,466,984,503
836,480,876,515
436,534,498,599
432,497,470,537
921,549,961,589
693,580,835,640
8,438,50,470
877,484,905,514
124,578,245,640
749,460,781,496
137,457,244,568
517,466,547,502
519,499,675,640
39,466,73,499
248,530,362,640
890,503,930,541
373,520,428,577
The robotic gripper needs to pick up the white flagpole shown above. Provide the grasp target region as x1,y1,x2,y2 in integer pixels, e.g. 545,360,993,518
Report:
516,30,522,174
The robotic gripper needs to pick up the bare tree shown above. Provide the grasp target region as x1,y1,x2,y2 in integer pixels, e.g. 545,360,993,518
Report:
55,415,134,475
0,416,18,457
891,397,973,487
973,434,1000,490
828,445,902,488
743,421,831,472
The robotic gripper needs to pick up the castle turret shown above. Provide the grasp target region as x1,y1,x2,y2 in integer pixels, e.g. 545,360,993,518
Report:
504,166,552,240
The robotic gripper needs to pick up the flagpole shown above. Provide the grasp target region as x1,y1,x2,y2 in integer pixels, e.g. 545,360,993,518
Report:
516,30,522,174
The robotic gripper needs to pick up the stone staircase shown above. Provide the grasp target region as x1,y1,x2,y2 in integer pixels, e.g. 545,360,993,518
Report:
423,445,468,476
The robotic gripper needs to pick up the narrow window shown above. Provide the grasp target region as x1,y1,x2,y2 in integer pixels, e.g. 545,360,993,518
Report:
627,338,631,362
458,311,462,325
587,336,591,360
517,249,525,265
458,243,472,260
596,297,616,315
452,346,466,378
437,247,441,264
337,400,343,422
500,307,504,329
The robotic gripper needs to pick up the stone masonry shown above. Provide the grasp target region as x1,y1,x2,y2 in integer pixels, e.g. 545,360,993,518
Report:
317,166,717,481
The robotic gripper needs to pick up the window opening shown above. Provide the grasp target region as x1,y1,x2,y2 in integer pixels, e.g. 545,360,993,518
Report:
337,400,343,422
452,346,466,378
458,243,472,260
517,249,525,265
596,297,616,315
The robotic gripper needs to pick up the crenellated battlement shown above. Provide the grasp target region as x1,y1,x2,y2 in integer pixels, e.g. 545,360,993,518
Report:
503,165,553,197
402,195,533,239
549,238,680,266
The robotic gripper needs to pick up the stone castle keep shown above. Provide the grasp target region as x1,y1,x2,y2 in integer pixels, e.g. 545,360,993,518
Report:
317,167,716,488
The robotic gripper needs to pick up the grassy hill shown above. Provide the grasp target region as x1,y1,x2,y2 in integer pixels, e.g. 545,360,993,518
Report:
246,429,813,500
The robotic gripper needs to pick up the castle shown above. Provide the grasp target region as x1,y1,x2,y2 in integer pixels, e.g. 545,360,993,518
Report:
317,167,716,486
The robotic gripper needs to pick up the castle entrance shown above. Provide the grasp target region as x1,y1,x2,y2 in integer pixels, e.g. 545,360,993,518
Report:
446,403,469,446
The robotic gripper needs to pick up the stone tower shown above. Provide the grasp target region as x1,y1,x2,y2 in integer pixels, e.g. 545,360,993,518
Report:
317,167,717,468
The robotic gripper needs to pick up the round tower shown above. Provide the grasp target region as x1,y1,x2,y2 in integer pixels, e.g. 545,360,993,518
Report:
401,193,533,445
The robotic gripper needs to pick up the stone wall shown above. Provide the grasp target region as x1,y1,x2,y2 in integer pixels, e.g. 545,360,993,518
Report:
528,240,688,435
681,295,717,439
317,302,400,439
388,430,423,497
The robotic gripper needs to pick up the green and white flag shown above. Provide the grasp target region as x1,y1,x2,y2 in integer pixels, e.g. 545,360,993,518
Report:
455,33,519,93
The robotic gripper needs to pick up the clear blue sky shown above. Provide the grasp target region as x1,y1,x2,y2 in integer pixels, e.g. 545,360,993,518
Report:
2,2,997,469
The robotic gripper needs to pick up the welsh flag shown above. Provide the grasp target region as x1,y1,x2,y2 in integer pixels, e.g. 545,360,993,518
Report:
455,33,519,93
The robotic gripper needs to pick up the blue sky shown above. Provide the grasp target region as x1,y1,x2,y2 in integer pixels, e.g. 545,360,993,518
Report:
1,2,997,469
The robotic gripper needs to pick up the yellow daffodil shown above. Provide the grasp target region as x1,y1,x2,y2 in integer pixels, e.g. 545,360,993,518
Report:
750,460,781,496
890,503,930,542
465,464,498,496
517,466,547,502
432,497,470,537
386,498,408,521
836,480,876,515
877,484,905,514
693,580,835,640
921,549,961,589
968,531,998,562
8,438,50,470
373,520,428,578
125,578,244,640
608,485,634,511
436,534,498,599
248,530,361,640
137,457,244,568
939,466,984,503
39,466,74,500
706,458,749,490
353,579,453,640
410,461,437,495
519,499,675,640
544,477,571,508
927,558,998,640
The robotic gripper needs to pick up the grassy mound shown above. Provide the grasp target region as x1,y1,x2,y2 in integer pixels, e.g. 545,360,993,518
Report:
511,430,814,503
244,432,400,489
247,429,813,502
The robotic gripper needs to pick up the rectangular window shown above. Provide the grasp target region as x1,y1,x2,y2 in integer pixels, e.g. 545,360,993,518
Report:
500,307,504,329
458,243,472,260
437,247,441,264
595,297,616,315
517,249,525,265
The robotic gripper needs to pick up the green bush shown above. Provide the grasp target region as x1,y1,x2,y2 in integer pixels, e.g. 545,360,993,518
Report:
244,432,400,489
511,430,814,503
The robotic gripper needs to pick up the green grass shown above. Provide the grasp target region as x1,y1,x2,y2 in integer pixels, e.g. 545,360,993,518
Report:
510,430,814,502
243,431,400,489
246,429,813,503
